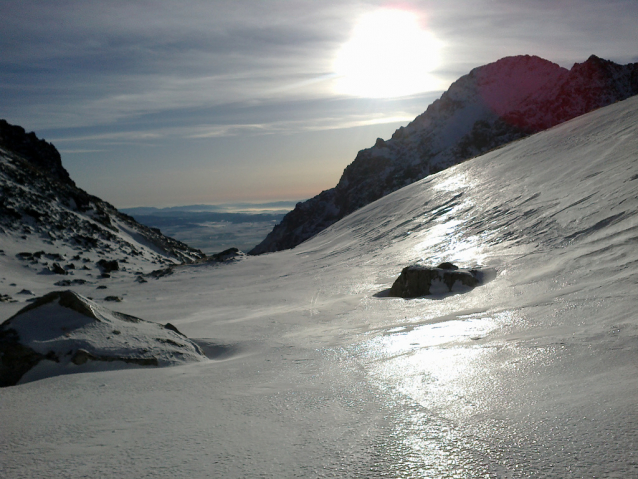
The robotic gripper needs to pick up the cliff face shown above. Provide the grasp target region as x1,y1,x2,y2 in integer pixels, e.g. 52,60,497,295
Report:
250,55,638,255
0,120,74,186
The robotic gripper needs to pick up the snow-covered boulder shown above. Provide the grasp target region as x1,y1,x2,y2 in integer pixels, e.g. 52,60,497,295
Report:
0,290,207,386
389,263,481,298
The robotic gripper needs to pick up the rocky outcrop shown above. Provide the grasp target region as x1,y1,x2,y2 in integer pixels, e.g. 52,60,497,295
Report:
389,263,481,298
0,119,74,186
0,291,207,387
251,55,638,254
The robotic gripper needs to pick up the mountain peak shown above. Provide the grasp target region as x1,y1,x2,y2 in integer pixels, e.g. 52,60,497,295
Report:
250,54,638,255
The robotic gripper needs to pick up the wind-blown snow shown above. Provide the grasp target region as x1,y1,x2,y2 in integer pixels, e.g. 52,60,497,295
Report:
2,97,638,477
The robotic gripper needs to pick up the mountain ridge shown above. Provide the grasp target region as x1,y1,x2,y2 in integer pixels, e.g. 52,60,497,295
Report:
250,54,638,254
0,121,205,294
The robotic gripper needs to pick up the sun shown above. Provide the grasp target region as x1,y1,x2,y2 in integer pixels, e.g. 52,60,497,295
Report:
333,9,443,98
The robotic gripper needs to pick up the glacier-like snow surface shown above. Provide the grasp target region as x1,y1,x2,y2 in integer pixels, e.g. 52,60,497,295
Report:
2,97,638,477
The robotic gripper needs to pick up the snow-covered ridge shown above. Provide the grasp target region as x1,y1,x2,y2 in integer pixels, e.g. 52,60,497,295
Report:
0,121,206,300
251,54,638,254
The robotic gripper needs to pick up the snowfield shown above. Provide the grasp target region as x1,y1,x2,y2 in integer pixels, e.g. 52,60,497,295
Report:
2,96,638,477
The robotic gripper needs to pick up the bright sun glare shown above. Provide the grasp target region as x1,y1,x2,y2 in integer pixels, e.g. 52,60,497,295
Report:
334,9,443,98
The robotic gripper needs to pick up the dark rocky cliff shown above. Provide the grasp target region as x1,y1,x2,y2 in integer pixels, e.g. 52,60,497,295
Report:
0,119,74,186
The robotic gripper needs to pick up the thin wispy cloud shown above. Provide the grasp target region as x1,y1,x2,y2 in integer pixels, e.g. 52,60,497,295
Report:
1,0,637,206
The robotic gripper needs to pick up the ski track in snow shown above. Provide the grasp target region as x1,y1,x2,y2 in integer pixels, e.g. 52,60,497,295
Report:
2,97,638,477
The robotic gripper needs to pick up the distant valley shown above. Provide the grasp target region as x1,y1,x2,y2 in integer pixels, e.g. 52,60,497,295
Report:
121,203,297,254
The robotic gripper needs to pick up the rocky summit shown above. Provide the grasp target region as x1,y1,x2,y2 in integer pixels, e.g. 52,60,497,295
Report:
250,54,638,254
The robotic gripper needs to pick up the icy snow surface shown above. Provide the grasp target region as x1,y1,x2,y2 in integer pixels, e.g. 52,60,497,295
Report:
2,97,638,477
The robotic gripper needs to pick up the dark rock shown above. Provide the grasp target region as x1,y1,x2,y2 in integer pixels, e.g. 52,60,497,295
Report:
104,296,122,302
96,285,107,290
164,323,186,337
97,259,119,273
50,263,67,275
149,266,174,278
0,119,74,185
17,290,33,295
54,279,88,287
135,276,148,283
437,262,458,270
0,294,15,303
389,264,481,298
209,247,243,262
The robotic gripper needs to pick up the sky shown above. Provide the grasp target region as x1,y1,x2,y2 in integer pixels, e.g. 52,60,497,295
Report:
1,0,637,208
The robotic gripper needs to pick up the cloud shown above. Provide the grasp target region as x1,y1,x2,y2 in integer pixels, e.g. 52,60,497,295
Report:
0,1,360,130
3,0,638,208
2,0,637,133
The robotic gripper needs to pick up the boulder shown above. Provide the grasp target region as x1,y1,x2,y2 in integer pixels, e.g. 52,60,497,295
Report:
0,291,207,387
389,263,481,298
97,259,119,273
50,263,67,275
209,247,243,262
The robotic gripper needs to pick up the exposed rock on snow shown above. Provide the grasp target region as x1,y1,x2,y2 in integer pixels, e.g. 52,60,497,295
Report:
97,259,119,273
209,247,244,262
148,247,245,279
389,264,481,298
0,291,207,387
50,263,67,275
251,54,638,254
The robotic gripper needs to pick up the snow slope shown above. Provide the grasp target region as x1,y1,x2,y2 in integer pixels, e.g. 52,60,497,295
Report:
2,96,638,477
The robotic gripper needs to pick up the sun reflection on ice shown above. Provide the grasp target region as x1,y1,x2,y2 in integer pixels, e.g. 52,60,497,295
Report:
408,171,490,266
433,172,470,193
414,212,486,266
358,313,502,475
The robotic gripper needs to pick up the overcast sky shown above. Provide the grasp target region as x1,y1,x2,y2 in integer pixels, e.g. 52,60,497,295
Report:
2,0,637,207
